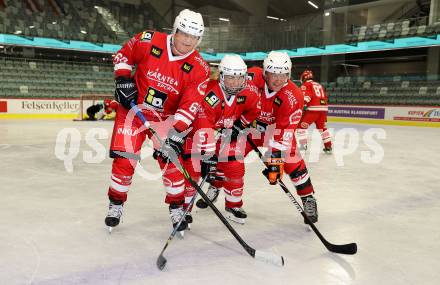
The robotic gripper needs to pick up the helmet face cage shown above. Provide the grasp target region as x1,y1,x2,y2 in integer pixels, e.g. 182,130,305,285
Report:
219,55,247,97
220,72,246,97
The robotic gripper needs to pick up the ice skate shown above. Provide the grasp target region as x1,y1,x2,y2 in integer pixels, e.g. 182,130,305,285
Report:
301,195,318,224
196,185,220,209
225,207,247,224
105,200,123,233
169,203,188,238
323,147,332,154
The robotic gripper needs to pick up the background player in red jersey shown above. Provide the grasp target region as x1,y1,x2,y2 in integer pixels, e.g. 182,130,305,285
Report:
297,70,332,154
105,9,210,233
244,51,318,224
180,55,260,224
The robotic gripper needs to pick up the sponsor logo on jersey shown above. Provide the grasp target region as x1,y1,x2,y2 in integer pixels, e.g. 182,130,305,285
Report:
117,127,138,136
181,62,193,73
205,91,220,107
289,109,302,125
146,68,179,94
145,87,168,111
140,31,154,42
218,117,234,129
150,46,163,58
197,78,209,96
237,96,246,104
285,90,297,107
194,55,210,76
274,97,282,106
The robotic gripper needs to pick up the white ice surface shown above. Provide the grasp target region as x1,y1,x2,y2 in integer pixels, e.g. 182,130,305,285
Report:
0,120,439,285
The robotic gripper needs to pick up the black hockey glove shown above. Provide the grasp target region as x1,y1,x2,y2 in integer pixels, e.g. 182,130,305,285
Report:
114,77,138,109
230,119,247,141
155,128,187,163
201,154,218,183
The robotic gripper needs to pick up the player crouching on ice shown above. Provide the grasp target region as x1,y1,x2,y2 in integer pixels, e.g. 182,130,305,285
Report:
86,99,118,121
179,54,260,224
104,9,210,234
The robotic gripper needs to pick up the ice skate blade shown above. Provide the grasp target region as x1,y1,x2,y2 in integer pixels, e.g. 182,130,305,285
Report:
177,230,185,238
226,213,245,225
108,226,114,234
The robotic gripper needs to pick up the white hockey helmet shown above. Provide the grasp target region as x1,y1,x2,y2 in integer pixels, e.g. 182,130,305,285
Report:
263,51,292,77
219,54,247,97
173,9,204,44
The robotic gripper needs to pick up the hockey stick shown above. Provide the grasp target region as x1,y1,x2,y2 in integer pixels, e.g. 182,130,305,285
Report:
156,176,207,270
246,136,357,255
128,103,284,267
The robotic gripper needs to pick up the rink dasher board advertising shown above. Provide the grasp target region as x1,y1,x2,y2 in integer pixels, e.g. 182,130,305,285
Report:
328,105,440,126
0,98,101,119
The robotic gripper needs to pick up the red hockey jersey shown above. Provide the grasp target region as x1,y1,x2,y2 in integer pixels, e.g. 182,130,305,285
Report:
248,67,304,152
104,100,119,114
301,80,328,111
113,30,210,131
192,79,260,154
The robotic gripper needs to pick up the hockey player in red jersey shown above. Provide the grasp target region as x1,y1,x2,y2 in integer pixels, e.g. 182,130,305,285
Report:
244,51,318,224
105,9,210,233
297,70,332,154
179,55,260,224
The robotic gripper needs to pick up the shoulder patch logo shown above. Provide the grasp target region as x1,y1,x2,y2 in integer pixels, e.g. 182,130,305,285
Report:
140,31,154,42
205,91,220,107
274,97,282,106
150,46,163,58
237,96,246,104
181,62,193,73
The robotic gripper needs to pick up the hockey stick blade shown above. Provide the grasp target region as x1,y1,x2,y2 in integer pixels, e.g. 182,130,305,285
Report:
246,136,358,256
157,254,167,271
155,178,207,271
254,250,285,267
323,238,357,255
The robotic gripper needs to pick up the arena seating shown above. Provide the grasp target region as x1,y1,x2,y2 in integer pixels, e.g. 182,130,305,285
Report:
0,58,114,98
345,17,440,43
0,0,165,44
325,75,440,105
